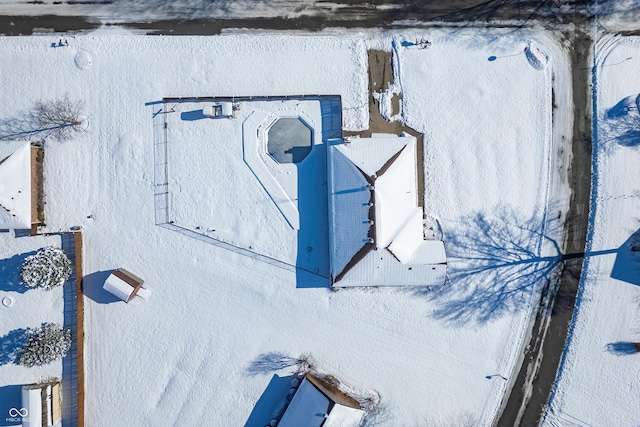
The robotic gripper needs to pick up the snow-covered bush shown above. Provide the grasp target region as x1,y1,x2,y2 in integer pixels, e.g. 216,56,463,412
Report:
20,247,72,291
18,323,72,367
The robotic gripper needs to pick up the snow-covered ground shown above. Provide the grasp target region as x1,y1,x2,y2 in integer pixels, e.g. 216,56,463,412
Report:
0,232,63,426
0,30,569,426
544,35,640,427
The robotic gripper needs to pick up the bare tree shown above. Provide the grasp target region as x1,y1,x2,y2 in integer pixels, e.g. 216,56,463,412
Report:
29,95,86,141
18,323,71,367
0,95,86,142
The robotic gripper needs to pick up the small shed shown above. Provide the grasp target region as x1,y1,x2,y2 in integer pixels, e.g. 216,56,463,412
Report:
202,102,234,118
103,268,147,302
278,374,364,427
22,380,61,427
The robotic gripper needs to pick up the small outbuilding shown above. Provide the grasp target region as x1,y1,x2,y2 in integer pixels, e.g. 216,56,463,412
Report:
202,102,234,118
103,268,149,302
22,380,61,427
278,374,364,427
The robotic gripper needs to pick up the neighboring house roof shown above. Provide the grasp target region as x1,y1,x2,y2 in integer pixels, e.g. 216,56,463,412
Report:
0,141,32,229
21,387,42,427
327,134,446,287
278,375,364,427
22,381,61,427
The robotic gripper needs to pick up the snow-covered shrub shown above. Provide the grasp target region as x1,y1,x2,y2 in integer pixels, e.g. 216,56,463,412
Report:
18,323,71,367
20,247,72,291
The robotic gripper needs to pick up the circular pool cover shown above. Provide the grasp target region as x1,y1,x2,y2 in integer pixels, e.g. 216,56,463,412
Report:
267,118,312,164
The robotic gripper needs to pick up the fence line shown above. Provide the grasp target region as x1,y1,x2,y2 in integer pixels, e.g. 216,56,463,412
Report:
151,97,342,279
59,232,84,427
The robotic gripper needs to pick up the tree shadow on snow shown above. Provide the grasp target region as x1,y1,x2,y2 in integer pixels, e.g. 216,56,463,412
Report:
244,352,301,377
81,270,120,304
415,208,565,326
0,251,36,293
416,207,625,326
606,341,640,355
0,328,31,365
244,374,294,427
600,94,640,152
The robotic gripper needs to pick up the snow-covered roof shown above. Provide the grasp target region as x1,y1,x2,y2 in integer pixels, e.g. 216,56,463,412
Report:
103,269,143,302
21,387,42,427
278,377,364,427
327,134,446,287
326,145,372,278
0,141,32,229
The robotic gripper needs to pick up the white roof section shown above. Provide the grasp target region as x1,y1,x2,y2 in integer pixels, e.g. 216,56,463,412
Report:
21,387,42,427
338,248,447,287
220,102,233,117
103,272,135,302
323,403,365,427
374,141,415,248
0,141,32,229
342,133,408,176
278,378,364,427
327,135,446,287
388,209,447,265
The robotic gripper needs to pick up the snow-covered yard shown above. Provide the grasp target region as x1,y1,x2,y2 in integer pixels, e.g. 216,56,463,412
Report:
0,232,64,426
0,29,569,426
544,35,640,427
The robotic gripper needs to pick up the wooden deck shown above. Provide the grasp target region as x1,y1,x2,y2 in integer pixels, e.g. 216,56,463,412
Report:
75,232,85,427
30,146,44,234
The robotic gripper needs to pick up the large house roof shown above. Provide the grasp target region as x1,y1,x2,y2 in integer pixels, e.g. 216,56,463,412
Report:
327,134,446,287
0,141,32,229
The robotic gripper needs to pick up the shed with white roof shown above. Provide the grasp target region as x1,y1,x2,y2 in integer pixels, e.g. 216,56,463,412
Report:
103,268,150,302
